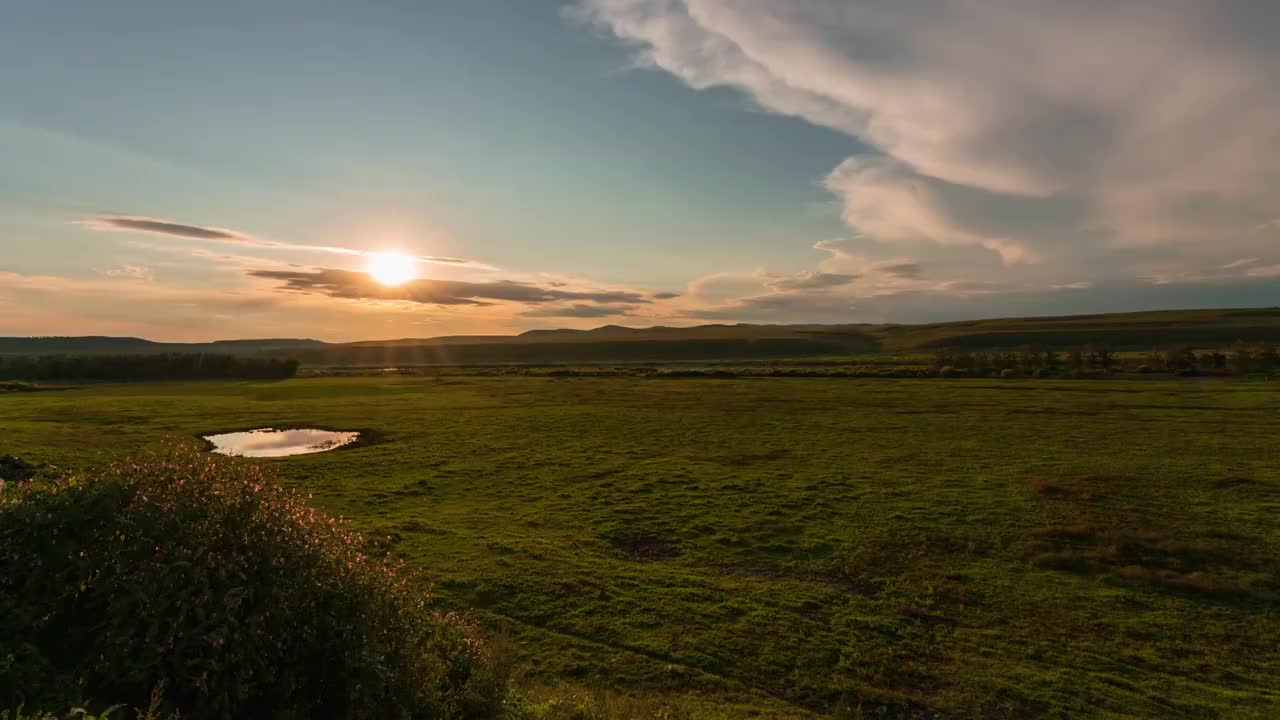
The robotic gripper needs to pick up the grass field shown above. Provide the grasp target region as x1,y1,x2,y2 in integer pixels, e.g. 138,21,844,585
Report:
3,376,1278,718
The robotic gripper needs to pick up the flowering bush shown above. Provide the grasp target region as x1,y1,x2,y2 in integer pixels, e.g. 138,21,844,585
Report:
0,449,504,719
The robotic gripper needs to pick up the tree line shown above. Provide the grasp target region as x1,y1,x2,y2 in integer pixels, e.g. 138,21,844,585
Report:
931,342,1280,376
0,353,300,381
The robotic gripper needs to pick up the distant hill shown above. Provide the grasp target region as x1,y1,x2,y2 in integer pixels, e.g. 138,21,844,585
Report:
6,308,1280,365
871,307,1280,351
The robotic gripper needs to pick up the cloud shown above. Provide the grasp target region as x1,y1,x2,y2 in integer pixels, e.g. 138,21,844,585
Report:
688,268,862,302
765,271,857,291
521,304,631,318
686,276,1280,326
85,214,486,268
687,271,772,301
248,268,652,309
875,262,922,279
580,0,1280,281
651,291,681,300
1,268,629,341
92,216,240,241
1223,258,1261,270
100,264,154,280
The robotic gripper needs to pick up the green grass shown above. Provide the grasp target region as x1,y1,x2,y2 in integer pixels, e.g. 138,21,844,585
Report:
3,376,1278,718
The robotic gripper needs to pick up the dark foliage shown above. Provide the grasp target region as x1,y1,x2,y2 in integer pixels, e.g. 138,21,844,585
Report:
0,354,298,382
933,341,1280,377
0,455,39,482
0,450,504,719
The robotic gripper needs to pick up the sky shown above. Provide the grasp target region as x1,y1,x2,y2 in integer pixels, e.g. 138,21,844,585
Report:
2,0,1279,341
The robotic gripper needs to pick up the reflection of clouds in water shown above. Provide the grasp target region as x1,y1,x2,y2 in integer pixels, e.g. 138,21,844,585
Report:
204,428,359,457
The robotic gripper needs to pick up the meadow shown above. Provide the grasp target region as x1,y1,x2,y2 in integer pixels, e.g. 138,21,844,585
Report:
3,375,1278,718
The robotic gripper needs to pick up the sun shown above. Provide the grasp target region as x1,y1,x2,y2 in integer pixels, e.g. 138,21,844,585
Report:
366,252,417,286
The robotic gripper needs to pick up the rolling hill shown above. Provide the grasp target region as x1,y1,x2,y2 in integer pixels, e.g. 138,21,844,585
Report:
5,307,1280,365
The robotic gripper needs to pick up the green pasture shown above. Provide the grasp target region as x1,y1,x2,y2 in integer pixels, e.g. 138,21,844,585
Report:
3,376,1277,718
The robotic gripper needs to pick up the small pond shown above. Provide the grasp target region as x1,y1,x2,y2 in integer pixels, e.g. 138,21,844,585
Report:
203,428,360,457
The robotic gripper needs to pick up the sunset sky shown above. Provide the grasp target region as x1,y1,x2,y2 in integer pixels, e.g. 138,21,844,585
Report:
3,1,1279,341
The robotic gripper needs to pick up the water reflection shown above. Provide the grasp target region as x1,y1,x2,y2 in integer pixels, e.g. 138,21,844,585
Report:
203,428,360,457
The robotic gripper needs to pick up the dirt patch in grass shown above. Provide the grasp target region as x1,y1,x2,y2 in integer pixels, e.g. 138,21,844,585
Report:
716,564,882,597
1025,475,1276,599
712,448,792,466
608,531,680,562
1027,524,1259,597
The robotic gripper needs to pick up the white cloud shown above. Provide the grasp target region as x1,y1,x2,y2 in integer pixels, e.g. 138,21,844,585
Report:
1223,258,1261,271
580,0,1280,282
100,264,154,281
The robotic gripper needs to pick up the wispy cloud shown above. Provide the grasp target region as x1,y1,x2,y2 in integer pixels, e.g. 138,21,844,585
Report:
765,271,857,292
90,216,242,241
248,268,652,309
84,214,487,268
521,303,631,318
100,264,154,280
874,262,922,279
1223,258,1262,270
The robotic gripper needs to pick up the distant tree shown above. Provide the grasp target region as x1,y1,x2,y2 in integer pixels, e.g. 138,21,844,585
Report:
1258,343,1280,371
1165,345,1197,372
992,351,1016,370
1066,348,1085,372
1017,345,1043,372
1085,344,1114,371
1232,342,1255,373
0,353,299,382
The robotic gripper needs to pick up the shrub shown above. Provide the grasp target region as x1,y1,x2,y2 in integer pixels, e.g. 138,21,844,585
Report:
999,368,1019,379
0,449,504,719
0,455,40,482
937,366,963,378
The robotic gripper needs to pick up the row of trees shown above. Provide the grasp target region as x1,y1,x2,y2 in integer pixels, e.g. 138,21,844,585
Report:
0,353,299,381
931,342,1280,375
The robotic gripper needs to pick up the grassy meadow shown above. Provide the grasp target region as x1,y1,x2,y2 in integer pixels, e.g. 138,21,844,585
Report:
3,375,1278,718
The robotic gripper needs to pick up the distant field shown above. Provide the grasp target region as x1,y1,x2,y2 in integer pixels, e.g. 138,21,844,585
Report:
3,376,1278,718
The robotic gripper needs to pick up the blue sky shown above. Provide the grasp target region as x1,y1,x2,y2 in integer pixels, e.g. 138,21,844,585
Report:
3,1,1279,340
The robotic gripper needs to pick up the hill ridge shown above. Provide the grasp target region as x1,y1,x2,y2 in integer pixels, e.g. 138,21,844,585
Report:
7,307,1280,362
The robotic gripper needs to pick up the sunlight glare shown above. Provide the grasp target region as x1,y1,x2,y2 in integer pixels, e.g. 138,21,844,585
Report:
366,252,417,286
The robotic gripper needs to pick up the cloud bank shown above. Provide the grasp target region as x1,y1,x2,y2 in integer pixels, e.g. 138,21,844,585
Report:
579,0,1280,314
248,268,652,318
